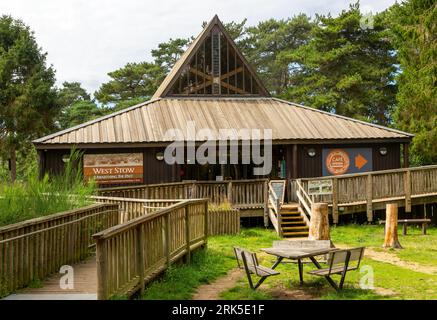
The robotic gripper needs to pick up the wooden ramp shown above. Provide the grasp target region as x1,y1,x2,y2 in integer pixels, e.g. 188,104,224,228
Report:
3,256,97,300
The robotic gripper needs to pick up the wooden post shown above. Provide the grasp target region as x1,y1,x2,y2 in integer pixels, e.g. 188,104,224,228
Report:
403,142,410,168
227,181,233,205
204,200,208,248
332,178,339,224
136,225,145,296
308,203,330,240
263,180,269,227
404,170,411,213
366,174,373,222
277,198,282,237
292,144,298,179
383,203,402,249
164,213,170,267
95,238,107,300
185,205,191,264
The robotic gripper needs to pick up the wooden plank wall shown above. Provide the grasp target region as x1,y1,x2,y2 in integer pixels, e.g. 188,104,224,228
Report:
208,209,240,235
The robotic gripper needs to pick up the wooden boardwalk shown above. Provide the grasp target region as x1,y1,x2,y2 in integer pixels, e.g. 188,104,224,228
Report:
3,256,97,300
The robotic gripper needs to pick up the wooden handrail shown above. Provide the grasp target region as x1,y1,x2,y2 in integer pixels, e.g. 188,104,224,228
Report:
93,198,208,299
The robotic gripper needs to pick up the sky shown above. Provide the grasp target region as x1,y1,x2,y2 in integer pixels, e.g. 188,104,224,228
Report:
0,0,398,95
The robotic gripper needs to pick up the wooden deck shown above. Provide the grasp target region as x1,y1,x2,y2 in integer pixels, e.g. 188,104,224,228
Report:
3,256,97,300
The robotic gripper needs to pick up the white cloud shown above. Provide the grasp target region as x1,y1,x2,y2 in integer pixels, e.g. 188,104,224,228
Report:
0,0,397,94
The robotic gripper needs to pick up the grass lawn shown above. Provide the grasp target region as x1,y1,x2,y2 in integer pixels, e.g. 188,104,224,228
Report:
142,226,437,300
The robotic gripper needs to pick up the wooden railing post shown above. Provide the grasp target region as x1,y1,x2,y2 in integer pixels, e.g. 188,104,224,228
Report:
263,180,269,227
164,213,170,267
276,198,282,237
404,170,411,213
204,200,208,247
366,174,373,222
95,238,107,300
332,178,339,224
227,181,233,205
185,205,191,264
136,224,145,296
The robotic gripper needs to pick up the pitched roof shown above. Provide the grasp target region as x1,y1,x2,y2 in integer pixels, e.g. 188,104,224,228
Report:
34,97,413,146
152,15,269,98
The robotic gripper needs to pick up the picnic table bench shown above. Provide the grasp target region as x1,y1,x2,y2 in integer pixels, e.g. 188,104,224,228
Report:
379,219,431,235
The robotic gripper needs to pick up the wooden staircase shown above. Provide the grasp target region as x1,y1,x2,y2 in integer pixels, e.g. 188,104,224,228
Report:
279,204,309,238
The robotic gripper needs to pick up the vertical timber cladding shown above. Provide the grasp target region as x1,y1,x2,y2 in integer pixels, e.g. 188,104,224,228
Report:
83,153,144,185
322,148,372,176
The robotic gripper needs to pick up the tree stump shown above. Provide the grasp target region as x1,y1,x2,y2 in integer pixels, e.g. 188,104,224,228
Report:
308,203,330,240
383,203,403,249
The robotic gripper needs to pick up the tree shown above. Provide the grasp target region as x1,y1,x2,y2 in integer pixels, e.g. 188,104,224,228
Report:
58,81,90,107
239,15,313,95
391,0,437,165
151,38,190,73
281,3,398,125
94,62,163,107
0,15,58,181
57,81,98,129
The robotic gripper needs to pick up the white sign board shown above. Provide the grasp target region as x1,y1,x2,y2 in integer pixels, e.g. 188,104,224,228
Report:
308,180,333,195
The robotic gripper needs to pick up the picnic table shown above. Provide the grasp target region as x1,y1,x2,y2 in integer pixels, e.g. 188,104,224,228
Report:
261,247,338,287
379,218,431,235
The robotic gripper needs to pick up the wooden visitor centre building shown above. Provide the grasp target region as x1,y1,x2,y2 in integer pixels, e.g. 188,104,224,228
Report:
34,16,413,187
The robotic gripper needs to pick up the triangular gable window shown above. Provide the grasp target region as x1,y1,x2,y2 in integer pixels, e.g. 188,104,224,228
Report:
168,25,264,96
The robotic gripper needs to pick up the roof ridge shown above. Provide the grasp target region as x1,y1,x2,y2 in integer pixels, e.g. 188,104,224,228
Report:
271,97,414,138
33,98,161,143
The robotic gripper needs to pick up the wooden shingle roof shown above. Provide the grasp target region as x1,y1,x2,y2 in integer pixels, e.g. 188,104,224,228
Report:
34,97,413,147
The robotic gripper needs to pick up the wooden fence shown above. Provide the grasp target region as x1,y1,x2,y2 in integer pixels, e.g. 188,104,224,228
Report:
208,209,240,235
292,165,437,223
91,196,181,223
93,199,208,300
0,203,119,297
98,179,268,209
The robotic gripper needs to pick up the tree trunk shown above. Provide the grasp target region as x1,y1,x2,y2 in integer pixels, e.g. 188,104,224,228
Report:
308,203,330,240
10,146,16,182
383,203,402,249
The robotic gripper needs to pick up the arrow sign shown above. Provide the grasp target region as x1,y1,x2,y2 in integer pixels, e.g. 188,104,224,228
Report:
355,154,368,169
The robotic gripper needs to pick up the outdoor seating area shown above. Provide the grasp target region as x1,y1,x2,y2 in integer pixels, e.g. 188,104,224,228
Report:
235,240,365,291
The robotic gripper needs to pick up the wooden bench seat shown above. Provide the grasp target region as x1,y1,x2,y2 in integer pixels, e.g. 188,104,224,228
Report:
234,247,279,290
308,265,358,276
307,247,365,291
379,218,431,235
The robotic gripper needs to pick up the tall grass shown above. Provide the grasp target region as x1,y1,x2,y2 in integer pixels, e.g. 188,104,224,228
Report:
0,149,96,227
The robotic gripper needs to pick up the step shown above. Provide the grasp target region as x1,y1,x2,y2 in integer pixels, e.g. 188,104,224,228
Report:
280,211,300,215
281,226,309,231
280,221,306,225
282,231,309,237
281,216,303,220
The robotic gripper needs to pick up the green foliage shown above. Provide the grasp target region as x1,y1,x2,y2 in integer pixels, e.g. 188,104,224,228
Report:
279,3,397,125
0,15,59,180
94,62,164,106
151,38,190,74
390,0,437,165
56,81,107,129
0,149,96,227
239,15,314,96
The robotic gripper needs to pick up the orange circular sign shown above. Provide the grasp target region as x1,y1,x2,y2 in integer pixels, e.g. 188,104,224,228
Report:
326,149,350,175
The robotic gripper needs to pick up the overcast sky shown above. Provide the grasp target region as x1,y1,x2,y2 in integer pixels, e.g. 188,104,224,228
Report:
0,0,397,95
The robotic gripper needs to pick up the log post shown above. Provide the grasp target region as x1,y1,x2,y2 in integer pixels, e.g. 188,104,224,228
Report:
308,203,330,240
383,203,402,249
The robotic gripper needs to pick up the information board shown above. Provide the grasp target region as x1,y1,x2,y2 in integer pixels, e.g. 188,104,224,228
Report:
83,153,143,184
270,180,286,203
308,180,333,195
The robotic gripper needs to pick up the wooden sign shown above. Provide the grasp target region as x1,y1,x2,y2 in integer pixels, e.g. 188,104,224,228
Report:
308,180,333,195
269,180,286,204
83,153,143,184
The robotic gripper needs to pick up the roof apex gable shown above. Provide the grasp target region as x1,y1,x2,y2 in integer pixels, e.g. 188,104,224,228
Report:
152,15,269,98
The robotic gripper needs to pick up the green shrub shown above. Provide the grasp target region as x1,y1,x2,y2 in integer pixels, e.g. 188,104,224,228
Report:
0,149,96,227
